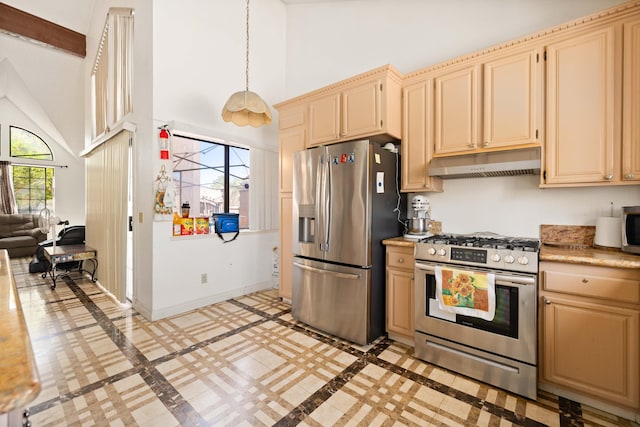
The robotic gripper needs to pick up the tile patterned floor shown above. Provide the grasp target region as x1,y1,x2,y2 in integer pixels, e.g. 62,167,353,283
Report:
10,257,639,426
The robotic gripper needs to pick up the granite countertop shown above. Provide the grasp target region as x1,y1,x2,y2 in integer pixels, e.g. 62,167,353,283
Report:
383,225,640,270
0,250,40,414
540,244,640,269
539,224,640,270
382,221,442,248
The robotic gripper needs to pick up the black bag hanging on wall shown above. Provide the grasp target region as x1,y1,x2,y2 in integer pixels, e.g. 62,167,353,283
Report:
212,213,240,243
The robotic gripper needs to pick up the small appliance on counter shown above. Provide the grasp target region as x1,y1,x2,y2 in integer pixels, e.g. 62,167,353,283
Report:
595,216,622,248
404,195,434,240
594,202,622,249
622,205,640,254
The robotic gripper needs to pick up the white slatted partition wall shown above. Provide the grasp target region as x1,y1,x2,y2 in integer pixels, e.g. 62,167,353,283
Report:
85,130,130,303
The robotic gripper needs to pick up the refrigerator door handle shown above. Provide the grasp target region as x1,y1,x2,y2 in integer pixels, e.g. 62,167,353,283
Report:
293,262,361,280
315,153,324,252
325,150,332,252
317,150,331,252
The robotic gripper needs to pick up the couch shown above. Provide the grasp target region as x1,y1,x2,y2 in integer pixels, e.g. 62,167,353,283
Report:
0,214,48,257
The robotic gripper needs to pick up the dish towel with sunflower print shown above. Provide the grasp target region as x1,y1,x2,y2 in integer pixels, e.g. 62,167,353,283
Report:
435,266,496,321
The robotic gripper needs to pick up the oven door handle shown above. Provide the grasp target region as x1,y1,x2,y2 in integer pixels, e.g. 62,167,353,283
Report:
414,262,536,285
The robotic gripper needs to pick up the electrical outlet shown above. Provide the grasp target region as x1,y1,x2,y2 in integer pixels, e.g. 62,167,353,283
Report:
200,273,208,284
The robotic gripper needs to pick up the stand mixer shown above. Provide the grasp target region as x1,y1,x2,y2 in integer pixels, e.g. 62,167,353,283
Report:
404,195,433,239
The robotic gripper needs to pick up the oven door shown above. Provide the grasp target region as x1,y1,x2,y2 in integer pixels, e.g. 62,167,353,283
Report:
414,261,537,365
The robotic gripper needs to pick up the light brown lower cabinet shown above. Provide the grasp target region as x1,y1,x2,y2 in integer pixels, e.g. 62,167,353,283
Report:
278,194,293,300
385,245,415,345
539,261,640,411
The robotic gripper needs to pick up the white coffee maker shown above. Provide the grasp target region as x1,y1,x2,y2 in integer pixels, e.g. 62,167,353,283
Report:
404,195,433,239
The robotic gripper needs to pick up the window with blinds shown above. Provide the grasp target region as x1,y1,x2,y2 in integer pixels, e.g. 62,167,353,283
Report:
91,8,134,139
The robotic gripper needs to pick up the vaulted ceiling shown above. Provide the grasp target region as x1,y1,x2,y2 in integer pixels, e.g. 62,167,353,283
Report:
1,0,342,37
3,0,96,35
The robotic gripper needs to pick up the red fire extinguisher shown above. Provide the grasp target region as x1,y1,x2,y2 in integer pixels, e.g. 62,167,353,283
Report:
159,127,170,160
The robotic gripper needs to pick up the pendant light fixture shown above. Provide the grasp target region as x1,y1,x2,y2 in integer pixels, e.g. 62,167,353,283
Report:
221,0,272,127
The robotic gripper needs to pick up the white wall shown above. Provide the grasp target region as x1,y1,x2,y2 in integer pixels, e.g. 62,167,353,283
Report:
281,0,640,238
0,33,86,228
147,225,278,320
422,177,640,238
146,0,285,318
280,0,630,98
83,0,283,318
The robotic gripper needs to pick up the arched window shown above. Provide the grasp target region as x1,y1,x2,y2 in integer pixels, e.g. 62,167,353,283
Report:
10,126,55,213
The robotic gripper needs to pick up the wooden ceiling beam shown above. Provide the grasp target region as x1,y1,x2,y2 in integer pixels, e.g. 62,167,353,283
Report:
0,3,86,57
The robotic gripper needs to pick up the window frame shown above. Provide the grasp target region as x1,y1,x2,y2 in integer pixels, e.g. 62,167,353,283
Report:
9,126,54,161
170,133,250,229
9,126,55,214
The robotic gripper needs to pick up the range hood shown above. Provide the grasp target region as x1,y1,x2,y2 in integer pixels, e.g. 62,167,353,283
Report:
428,147,541,179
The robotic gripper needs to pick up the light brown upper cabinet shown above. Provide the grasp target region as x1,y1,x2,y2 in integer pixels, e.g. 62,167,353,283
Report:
433,63,481,155
309,81,383,145
277,104,306,193
623,17,640,182
543,16,640,187
401,77,443,192
307,94,340,146
307,65,402,147
432,48,542,156
544,26,618,185
483,48,542,149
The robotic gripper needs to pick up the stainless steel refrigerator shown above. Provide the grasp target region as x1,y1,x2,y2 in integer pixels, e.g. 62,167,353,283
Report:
292,139,404,345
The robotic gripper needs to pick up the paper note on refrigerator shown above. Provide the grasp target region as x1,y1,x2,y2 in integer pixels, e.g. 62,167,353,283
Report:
376,172,384,193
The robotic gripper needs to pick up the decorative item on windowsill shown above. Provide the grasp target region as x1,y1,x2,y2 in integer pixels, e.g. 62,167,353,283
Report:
154,165,174,218
181,202,190,218
221,0,272,127
212,213,240,243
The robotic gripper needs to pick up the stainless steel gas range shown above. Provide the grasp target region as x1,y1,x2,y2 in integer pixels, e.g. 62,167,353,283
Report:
414,233,539,399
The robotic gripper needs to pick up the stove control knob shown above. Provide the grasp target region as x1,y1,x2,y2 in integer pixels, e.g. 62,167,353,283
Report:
504,255,515,264
427,247,436,256
490,253,501,263
518,256,529,265
437,248,447,257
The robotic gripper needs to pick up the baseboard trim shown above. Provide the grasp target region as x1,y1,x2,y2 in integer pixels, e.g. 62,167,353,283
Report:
538,383,640,423
147,281,273,321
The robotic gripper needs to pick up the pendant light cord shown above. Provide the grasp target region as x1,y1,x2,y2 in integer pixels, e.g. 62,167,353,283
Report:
245,0,250,92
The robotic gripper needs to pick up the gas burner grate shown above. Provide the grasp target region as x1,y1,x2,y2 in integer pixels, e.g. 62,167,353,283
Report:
421,233,540,252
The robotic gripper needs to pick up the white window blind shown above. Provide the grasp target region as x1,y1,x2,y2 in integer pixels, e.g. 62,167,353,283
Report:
92,8,134,139
85,130,130,303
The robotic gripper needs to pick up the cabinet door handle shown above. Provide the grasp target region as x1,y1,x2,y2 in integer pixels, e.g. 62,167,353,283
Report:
604,174,613,180
483,141,489,147
398,257,404,263
624,173,634,179
581,278,589,283
544,299,551,305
